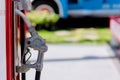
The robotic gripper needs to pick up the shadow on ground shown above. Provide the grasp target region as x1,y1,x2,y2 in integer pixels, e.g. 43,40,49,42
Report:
56,17,109,29
44,56,116,62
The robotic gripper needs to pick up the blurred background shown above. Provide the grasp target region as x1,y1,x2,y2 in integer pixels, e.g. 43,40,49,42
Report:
26,0,120,80
36,17,110,44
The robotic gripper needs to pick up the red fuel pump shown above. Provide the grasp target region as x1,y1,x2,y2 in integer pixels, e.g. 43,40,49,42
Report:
0,0,48,80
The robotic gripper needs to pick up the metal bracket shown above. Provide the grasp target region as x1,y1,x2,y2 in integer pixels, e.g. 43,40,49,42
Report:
13,0,32,11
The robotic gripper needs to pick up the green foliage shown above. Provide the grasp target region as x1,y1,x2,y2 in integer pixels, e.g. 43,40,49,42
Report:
26,10,60,27
37,28,111,44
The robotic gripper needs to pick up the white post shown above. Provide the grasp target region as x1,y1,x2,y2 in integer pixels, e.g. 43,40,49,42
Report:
0,0,6,80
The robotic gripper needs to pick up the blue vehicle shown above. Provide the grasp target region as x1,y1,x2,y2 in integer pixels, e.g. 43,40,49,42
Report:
32,0,120,18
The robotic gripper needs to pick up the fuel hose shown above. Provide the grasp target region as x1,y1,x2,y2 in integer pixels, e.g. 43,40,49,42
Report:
35,71,41,80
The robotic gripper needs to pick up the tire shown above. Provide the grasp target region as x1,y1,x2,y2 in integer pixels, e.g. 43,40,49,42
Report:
32,1,59,30
32,1,59,14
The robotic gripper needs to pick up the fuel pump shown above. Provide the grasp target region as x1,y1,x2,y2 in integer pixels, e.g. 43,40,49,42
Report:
13,0,48,80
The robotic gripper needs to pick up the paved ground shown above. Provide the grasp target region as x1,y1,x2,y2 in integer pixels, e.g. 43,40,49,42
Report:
26,44,120,80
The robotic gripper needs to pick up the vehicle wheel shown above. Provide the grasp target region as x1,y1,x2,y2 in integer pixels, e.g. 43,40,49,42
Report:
32,1,59,14
32,1,59,30
110,36,120,48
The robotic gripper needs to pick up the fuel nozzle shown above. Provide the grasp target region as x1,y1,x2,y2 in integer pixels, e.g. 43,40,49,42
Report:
15,9,48,80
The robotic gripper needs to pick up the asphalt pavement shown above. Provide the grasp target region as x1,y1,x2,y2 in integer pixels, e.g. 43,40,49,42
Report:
26,44,120,80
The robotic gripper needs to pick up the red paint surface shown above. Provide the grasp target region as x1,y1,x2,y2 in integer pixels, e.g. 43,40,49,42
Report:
110,16,120,24
6,0,13,80
24,10,28,32
110,17,120,43
16,74,20,80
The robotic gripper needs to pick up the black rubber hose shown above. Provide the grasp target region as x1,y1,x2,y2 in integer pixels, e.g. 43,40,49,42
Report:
35,71,41,80
20,10,26,80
